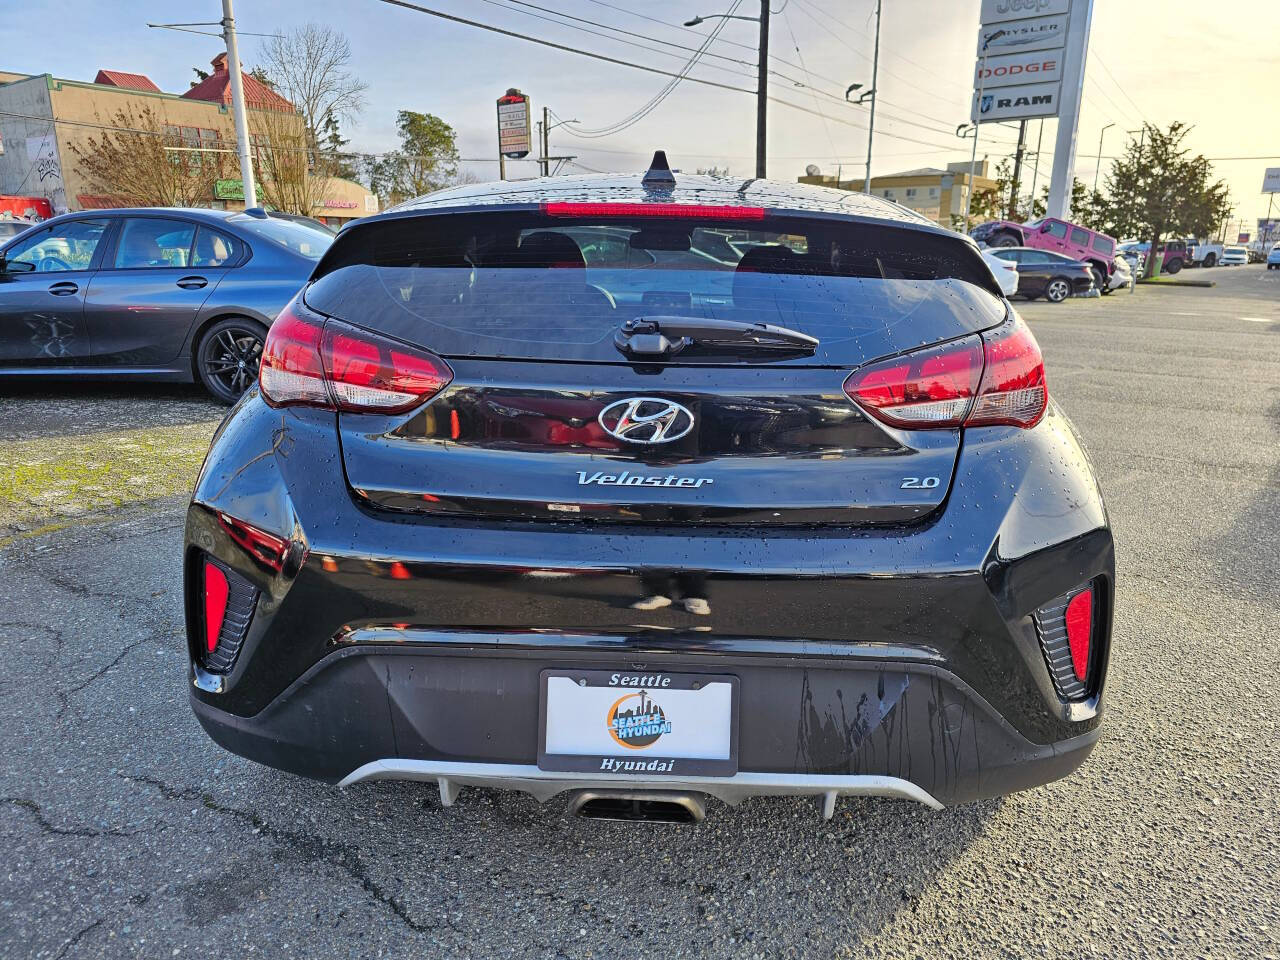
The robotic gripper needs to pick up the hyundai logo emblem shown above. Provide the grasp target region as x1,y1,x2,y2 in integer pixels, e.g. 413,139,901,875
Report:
598,397,694,444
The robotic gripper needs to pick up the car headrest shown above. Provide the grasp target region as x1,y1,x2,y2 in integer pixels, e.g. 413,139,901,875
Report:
518,231,586,270
733,246,805,304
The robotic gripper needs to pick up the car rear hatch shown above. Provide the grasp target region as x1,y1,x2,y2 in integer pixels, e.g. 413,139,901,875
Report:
296,204,1008,526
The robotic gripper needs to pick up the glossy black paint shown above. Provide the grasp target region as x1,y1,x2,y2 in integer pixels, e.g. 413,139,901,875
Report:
183,174,1114,805
185,388,1113,800
343,359,962,525
0,207,320,382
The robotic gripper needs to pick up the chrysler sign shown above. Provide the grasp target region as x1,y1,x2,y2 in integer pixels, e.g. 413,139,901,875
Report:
978,13,1068,55
971,82,1061,123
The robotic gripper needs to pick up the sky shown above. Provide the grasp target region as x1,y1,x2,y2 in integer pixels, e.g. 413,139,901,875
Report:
6,0,1279,231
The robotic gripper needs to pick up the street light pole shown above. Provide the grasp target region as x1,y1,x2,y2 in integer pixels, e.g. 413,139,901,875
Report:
686,7,768,177
221,0,257,209
964,31,1004,232
1093,122,1114,193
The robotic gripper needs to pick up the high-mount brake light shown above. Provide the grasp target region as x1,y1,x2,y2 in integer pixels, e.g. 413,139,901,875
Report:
541,202,766,220
259,298,453,414
843,316,1047,430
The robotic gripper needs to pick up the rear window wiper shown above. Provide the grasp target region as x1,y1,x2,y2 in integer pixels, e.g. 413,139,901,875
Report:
614,315,819,359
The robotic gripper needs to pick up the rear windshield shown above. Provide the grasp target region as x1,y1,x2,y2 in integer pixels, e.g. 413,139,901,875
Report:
306,210,1006,365
235,217,333,260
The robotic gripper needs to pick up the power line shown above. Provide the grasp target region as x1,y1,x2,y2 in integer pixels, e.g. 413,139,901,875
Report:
369,0,975,153
372,0,755,96
474,0,758,83
780,7,843,165
551,0,745,138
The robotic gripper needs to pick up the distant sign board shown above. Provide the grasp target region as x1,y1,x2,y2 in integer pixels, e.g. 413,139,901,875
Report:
497,90,532,160
1237,233,1250,243
976,50,1063,88
1263,167,1280,193
978,13,1069,55
972,81,1062,123
981,0,1071,23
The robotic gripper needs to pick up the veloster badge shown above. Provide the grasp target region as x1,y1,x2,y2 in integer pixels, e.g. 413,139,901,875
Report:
577,470,714,488
598,397,694,444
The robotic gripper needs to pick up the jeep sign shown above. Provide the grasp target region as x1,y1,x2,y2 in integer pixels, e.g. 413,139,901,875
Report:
976,51,1064,89
981,0,1072,23
971,81,1061,123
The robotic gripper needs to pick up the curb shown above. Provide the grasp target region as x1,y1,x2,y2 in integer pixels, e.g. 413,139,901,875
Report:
1136,278,1215,288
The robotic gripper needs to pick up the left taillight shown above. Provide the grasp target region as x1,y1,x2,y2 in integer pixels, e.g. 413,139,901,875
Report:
260,297,453,414
843,315,1047,430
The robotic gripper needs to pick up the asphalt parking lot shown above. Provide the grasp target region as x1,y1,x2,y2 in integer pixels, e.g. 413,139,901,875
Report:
2,264,1277,959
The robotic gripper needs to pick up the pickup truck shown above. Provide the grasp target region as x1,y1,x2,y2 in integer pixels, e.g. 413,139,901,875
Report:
1186,239,1223,268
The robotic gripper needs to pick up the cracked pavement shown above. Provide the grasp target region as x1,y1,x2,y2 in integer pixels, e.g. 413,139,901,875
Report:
1,265,1278,958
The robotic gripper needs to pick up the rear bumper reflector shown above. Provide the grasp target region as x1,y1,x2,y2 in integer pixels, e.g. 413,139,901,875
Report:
202,557,258,675
1034,584,1096,700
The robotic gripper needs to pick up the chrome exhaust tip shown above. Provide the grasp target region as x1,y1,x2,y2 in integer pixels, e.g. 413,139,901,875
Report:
568,790,706,824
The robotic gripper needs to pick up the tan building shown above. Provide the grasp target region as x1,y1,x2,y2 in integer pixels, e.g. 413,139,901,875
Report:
0,56,377,227
798,160,997,229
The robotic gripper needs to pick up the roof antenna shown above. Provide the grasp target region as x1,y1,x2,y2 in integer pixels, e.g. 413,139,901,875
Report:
642,150,676,186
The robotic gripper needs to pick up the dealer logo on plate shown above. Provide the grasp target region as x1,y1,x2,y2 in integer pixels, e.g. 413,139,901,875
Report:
607,690,672,749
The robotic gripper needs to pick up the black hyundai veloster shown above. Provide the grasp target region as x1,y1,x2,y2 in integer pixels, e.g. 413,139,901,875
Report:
184,156,1113,820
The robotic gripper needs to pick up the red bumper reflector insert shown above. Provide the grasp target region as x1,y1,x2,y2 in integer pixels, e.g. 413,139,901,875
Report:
1064,589,1093,681
542,201,765,220
204,561,230,653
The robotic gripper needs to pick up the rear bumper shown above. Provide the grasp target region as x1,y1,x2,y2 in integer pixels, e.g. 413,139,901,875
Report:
186,394,1113,809
190,645,1101,809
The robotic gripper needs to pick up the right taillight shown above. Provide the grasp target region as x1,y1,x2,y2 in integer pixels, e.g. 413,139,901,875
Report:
844,316,1047,430
259,297,453,414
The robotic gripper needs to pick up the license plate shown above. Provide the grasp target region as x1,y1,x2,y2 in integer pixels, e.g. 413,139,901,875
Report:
538,670,738,777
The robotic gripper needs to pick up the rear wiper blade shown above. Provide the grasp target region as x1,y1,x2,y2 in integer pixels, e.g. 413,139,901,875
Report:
614,315,819,359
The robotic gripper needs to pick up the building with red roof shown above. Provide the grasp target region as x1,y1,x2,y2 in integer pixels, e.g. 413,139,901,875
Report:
182,53,294,113
93,70,161,93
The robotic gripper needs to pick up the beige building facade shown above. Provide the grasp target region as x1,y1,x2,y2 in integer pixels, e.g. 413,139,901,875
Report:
798,161,997,228
0,62,377,227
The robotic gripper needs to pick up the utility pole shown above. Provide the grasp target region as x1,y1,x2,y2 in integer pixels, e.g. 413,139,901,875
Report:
221,0,257,208
755,0,769,179
541,106,550,178
1008,120,1027,220
1029,119,1045,215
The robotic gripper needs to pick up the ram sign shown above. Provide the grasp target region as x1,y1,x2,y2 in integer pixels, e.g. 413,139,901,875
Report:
972,81,1061,122
976,50,1064,88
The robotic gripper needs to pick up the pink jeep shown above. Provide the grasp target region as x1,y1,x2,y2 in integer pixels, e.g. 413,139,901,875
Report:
971,217,1117,288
